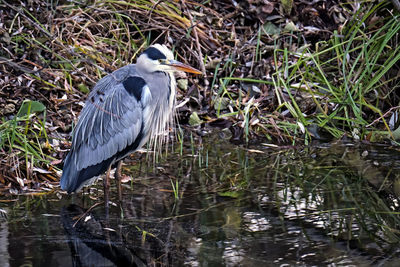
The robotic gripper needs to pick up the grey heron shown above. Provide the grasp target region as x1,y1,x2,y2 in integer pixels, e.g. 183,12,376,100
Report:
60,44,201,194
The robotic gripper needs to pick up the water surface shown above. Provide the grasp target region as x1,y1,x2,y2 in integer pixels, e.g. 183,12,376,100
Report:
1,136,400,266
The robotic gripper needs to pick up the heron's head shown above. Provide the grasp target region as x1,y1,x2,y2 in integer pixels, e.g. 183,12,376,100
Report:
137,44,201,74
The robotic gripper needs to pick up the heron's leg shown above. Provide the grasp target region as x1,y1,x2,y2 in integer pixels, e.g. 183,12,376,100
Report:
104,166,111,215
115,161,123,202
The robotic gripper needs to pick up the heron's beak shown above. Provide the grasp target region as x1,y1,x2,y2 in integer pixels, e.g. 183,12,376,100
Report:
166,60,202,74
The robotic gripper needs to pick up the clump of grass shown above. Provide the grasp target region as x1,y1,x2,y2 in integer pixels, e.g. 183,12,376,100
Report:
0,100,58,190
269,1,400,142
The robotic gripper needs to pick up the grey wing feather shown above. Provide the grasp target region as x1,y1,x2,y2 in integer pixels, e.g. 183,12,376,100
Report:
70,68,151,171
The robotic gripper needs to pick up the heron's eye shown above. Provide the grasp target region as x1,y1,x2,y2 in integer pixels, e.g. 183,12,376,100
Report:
158,59,168,65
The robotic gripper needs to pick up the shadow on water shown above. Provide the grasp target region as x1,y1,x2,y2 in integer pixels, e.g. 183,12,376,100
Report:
1,133,400,266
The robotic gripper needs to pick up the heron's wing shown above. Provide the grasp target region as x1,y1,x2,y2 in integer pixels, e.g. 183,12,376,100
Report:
72,75,151,171
60,66,153,192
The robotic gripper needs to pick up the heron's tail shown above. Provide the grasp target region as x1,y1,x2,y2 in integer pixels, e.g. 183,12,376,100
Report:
60,153,79,193
60,152,113,193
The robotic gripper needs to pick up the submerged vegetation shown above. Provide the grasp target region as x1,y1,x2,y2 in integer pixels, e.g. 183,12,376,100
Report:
0,0,399,189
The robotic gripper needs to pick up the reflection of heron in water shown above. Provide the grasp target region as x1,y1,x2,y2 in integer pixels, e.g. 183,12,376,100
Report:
61,204,146,266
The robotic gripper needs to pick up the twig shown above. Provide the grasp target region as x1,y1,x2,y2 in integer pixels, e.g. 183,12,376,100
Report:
0,57,44,74
72,202,103,228
366,106,400,127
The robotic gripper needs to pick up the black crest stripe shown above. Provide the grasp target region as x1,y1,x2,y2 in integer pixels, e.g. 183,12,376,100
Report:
144,47,166,60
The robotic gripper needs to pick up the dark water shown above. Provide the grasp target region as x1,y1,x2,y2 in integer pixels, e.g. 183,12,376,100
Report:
1,135,400,266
